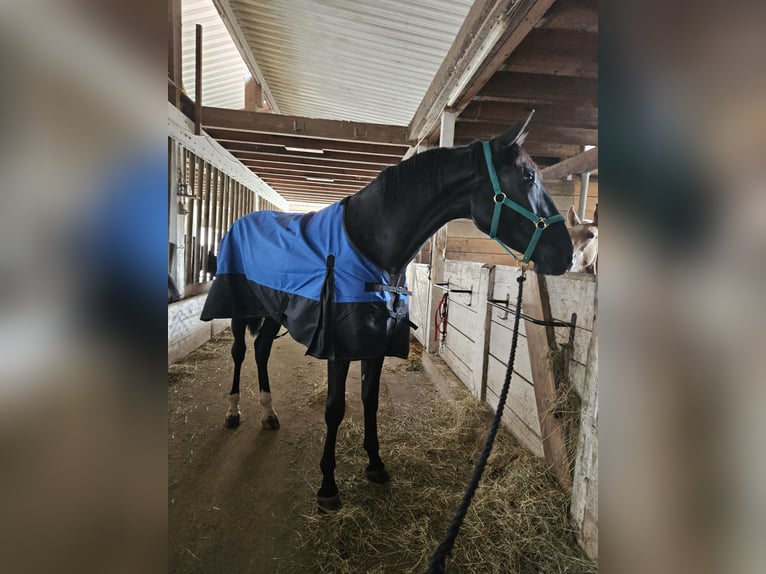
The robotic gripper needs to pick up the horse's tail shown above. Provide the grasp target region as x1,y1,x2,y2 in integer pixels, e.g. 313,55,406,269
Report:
247,318,264,337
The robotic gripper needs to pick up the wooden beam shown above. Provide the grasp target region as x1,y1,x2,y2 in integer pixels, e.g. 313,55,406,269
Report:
539,0,598,33
207,128,409,157
244,77,262,111
223,144,400,166
460,102,597,128
258,173,372,186
264,180,359,192
502,28,598,79
167,0,183,105
240,156,387,174
452,0,557,110
452,138,583,160
478,73,598,107
241,163,379,180
277,190,349,201
202,106,409,145
259,176,363,190
524,272,572,489
194,24,202,135
211,0,280,113
409,0,552,143
540,147,598,179
456,122,597,146
243,160,380,179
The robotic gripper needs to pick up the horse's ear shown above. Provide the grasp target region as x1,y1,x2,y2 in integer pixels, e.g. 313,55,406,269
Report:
567,205,580,227
593,204,598,226
494,110,535,149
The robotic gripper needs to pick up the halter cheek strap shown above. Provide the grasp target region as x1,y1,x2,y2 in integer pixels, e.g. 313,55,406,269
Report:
482,141,564,263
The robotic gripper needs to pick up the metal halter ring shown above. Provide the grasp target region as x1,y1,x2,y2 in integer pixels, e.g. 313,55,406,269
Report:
535,218,548,229
494,193,506,204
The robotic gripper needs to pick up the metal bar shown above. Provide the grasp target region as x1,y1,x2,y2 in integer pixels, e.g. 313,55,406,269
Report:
485,300,576,329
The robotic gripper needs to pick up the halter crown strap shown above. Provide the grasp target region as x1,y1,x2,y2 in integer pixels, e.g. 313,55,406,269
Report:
481,141,564,263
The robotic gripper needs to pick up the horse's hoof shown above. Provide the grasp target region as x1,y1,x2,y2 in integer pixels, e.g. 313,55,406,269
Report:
317,494,342,513
224,414,241,428
261,414,280,430
366,467,391,484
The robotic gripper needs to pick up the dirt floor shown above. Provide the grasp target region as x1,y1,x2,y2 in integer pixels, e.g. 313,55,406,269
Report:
169,331,595,573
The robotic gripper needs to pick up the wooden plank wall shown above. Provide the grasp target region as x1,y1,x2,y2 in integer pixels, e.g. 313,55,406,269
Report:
410,260,598,556
410,260,597,472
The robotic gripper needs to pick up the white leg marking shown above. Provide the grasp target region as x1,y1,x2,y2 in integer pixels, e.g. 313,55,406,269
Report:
259,391,276,417
227,393,241,417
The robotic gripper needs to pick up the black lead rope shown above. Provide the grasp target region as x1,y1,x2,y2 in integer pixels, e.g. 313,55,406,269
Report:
426,270,527,574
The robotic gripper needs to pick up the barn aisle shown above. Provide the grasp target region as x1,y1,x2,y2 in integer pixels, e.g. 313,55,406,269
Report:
168,330,595,573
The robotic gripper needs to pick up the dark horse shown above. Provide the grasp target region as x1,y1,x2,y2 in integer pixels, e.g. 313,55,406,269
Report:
200,115,573,511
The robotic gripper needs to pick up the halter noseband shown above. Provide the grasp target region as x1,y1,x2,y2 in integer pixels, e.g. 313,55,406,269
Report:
482,140,564,264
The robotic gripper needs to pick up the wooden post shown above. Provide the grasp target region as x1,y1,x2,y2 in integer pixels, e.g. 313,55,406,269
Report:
571,296,598,559
424,110,457,353
578,171,591,220
168,139,178,267
524,271,572,489
194,24,202,135
184,152,196,285
245,77,262,111
168,0,183,107
200,164,211,279
208,169,219,260
472,264,495,400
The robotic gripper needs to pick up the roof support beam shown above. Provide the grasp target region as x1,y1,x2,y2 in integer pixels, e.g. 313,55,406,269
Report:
168,0,183,104
207,128,408,157
211,0,280,113
408,0,555,143
203,106,409,145
540,147,598,179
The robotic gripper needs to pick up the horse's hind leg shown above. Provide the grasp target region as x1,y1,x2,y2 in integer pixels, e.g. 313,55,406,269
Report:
254,317,281,430
225,318,247,428
361,357,391,484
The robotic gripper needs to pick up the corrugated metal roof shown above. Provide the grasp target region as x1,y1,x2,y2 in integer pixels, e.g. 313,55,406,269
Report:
228,0,473,124
182,0,247,109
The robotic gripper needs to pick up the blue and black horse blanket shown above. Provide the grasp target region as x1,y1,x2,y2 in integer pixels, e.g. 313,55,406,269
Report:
200,199,411,360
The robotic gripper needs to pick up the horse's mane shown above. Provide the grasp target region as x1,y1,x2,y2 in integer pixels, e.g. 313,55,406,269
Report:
362,144,475,203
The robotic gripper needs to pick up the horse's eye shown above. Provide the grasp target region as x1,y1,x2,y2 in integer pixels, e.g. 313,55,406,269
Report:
587,231,595,239
522,168,535,185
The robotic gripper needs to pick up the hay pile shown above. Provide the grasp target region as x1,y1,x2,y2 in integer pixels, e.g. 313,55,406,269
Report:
297,387,596,573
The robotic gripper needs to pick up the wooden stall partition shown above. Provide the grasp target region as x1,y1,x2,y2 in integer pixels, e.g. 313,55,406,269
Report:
410,259,597,487
437,261,485,394
407,262,431,347
524,272,572,489
571,297,598,559
486,264,544,456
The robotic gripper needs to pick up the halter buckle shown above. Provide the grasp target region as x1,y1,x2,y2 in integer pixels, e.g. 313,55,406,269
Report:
535,217,548,230
493,192,506,204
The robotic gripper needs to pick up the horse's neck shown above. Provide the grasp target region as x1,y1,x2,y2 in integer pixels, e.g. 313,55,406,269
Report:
343,146,476,274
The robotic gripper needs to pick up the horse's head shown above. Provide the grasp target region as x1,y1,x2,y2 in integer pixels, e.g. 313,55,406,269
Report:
468,115,573,275
566,205,598,273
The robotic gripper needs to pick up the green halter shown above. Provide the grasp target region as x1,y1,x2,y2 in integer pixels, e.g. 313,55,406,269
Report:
482,140,564,264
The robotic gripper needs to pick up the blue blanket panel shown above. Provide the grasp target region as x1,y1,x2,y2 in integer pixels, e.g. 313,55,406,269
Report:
201,200,410,360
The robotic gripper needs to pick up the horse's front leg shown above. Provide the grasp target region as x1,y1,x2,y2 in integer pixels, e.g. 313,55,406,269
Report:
361,357,391,484
317,359,350,512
